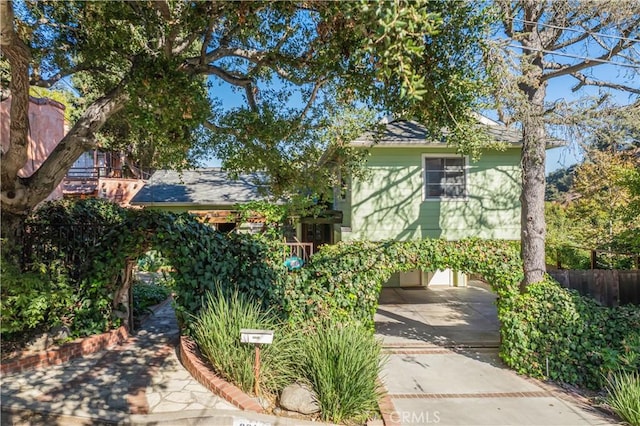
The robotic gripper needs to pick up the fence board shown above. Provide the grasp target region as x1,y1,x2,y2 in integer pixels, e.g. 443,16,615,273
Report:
548,270,640,307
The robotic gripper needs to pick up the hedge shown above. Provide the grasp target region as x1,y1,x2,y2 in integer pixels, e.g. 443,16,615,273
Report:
16,199,640,390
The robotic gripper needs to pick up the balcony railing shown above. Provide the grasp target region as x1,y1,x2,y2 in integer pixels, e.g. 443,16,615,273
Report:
64,167,153,181
283,242,314,263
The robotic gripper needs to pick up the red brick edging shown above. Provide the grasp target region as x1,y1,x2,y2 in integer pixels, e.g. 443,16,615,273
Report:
0,326,129,375
376,379,401,426
177,335,264,413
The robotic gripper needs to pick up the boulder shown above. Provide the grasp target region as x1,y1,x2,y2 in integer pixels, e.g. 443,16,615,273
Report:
25,325,71,352
279,383,320,415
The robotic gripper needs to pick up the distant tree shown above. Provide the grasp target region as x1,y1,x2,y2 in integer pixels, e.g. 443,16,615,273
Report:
490,0,640,288
1,0,492,263
545,166,575,202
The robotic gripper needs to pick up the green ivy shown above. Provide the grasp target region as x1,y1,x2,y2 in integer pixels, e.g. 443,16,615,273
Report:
15,199,638,390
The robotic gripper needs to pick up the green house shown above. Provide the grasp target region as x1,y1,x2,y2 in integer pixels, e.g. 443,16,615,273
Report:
332,117,533,287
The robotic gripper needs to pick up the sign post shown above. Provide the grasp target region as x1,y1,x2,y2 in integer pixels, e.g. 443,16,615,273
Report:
240,329,274,396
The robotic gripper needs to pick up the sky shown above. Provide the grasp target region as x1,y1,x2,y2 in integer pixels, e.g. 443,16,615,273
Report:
205,71,636,175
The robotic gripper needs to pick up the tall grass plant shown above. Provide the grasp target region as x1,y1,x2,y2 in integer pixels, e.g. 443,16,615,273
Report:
192,286,297,397
605,370,640,426
297,320,385,424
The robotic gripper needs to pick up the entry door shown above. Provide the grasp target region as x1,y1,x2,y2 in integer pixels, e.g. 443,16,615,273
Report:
302,223,333,251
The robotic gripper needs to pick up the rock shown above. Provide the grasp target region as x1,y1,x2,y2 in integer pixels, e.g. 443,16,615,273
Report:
25,326,71,352
279,383,320,415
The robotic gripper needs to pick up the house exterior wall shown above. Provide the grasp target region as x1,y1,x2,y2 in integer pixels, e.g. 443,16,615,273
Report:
335,146,522,242
1,96,66,201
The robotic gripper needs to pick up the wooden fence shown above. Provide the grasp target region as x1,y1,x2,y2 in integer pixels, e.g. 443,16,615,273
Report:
548,269,640,307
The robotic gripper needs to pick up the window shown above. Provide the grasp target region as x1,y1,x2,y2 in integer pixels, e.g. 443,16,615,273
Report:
423,155,467,200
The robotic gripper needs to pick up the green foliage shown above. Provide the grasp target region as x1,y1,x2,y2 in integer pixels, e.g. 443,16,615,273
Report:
137,250,169,273
604,370,640,426
501,279,640,389
16,198,638,396
192,287,297,397
132,282,170,316
545,166,575,202
297,320,384,424
0,258,75,336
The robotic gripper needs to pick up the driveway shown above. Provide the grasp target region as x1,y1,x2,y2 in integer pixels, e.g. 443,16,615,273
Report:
375,281,617,426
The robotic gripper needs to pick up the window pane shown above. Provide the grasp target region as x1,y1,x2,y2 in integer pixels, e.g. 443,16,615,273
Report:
424,156,465,199
426,184,444,197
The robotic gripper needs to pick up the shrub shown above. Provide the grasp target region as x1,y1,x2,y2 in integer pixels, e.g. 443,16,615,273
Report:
132,282,171,316
501,278,640,389
192,287,297,397
604,370,640,426
297,320,384,424
0,258,75,336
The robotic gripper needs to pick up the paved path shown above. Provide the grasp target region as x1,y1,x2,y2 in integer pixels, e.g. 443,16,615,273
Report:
1,301,237,424
376,283,618,426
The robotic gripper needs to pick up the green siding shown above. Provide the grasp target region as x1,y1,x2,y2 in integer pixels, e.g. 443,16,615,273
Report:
338,147,521,241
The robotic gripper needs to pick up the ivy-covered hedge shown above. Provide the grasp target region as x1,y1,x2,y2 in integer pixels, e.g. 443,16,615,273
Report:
502,279,640,389
14,199,639,390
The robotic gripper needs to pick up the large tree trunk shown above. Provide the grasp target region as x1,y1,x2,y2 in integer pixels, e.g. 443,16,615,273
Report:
520,101,547,289
518,4,548,290
0,209,29,265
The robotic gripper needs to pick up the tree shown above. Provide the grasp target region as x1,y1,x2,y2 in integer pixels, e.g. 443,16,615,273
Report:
1,0,491,263
490,0,640,288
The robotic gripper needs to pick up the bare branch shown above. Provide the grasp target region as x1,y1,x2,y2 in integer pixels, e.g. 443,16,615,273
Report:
204,120,240,136
541,17,640,82
550,22,604,51
244,84,258,112
297,78,326,122
172,32,200,55
197,64,252,86
570,72,640,94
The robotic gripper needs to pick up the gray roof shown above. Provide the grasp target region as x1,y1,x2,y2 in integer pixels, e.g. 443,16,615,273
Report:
130,168,269,207
350,119,562,148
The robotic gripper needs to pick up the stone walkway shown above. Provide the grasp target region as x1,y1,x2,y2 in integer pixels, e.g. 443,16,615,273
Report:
1,301,237,424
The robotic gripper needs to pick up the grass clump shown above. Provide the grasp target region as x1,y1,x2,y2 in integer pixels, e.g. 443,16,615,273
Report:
604,370,640,426
192,286,297,397
297,320,384,424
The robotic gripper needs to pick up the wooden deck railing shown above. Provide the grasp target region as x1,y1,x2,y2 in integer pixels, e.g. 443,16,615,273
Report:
283,242,314,262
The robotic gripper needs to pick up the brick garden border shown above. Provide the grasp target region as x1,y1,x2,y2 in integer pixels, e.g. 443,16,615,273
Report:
0,325,129,375
177,335,264,413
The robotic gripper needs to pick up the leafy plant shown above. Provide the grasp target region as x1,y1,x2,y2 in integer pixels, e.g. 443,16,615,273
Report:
297,320,384,424
132,282,171,316
501,279,640,389
604,370,640,426
192,286,297,397
137,250,169,273
0,257,75,336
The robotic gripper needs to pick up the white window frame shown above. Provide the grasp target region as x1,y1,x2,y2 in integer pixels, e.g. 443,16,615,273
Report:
422,154,469,201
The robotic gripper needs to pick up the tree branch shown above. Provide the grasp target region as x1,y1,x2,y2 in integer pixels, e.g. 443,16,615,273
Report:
0,0,32,191
204,120,240,137
541,18,640,82
197,64,252,87
24,85,129,205
570,72,640,94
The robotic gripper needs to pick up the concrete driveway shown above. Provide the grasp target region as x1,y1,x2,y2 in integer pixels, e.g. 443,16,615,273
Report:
375,282,617,426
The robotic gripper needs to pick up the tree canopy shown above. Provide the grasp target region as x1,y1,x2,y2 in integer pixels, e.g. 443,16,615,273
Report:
1,0,494,259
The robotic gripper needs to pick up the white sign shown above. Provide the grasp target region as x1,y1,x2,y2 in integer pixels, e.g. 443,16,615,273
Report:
240,329,274,345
